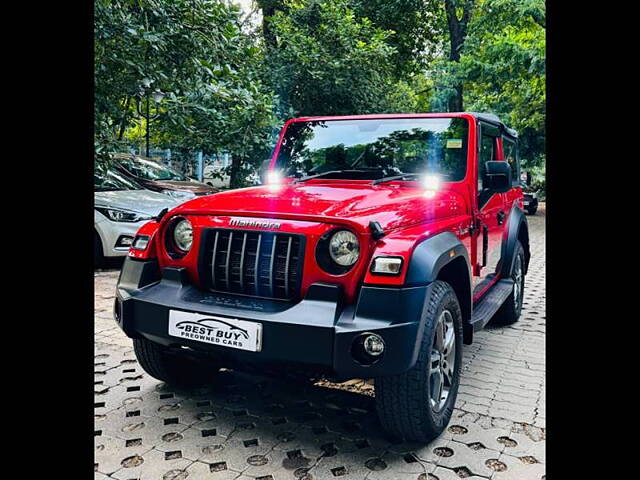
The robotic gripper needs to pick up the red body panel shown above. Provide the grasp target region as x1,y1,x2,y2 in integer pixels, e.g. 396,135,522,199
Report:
130,113,523,306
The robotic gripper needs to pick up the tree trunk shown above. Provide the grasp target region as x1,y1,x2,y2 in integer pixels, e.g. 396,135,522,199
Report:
257,1,281,49
443,0,475,112
229,154,243,189
117,96,131,140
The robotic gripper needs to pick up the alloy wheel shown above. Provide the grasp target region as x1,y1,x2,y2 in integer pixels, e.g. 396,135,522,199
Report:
429,309,456,413
513,255,524,310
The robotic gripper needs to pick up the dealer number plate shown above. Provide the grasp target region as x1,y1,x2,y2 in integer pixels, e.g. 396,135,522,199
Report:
168,310,262,352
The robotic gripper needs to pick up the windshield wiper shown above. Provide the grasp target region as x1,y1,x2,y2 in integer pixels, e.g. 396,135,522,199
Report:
293,170,372,184
371,173,422,185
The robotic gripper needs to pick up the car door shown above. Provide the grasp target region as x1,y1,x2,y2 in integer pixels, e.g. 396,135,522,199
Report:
472,123,507,298
501,135,523,215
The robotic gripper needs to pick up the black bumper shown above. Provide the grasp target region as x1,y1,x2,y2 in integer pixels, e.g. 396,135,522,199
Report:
523,197,538,210
115,258,432,379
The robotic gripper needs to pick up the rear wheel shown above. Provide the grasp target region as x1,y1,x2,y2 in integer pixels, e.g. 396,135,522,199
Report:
526,206,537,215
133,338,218,387
491,240,525,325
375,281,463,442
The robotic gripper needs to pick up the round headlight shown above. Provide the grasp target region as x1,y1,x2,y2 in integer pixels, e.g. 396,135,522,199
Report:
173,218,193,252
329,230,360,266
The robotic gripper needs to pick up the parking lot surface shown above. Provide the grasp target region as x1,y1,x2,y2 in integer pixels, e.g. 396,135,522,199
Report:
95,209,545,480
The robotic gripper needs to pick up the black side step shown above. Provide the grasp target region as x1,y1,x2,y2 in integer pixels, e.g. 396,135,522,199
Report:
470,279,514,331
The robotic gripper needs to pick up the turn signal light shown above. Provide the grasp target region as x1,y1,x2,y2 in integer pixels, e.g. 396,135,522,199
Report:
132,235,150,251
370,256,403,275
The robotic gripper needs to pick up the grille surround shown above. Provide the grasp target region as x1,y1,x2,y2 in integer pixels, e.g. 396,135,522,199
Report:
198,228,305,301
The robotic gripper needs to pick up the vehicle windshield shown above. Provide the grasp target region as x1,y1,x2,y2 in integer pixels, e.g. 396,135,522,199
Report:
274,117,469,182
95,166,143,192
117,156,187,181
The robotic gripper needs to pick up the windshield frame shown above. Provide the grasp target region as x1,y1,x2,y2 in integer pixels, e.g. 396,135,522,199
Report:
270,114,474,185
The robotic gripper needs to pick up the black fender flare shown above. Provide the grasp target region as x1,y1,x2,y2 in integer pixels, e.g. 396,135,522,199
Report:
499,204,531,278
405,232,473,342
405,232,471,286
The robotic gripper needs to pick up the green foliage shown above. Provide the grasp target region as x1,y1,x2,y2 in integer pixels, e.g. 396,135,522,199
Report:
430,0,545,169
265,0,421,116
350,0,445,76
462,0,545,166
94,0,277,185
94,0,545,190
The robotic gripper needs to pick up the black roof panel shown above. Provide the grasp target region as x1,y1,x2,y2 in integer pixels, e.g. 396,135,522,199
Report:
468,112,518,138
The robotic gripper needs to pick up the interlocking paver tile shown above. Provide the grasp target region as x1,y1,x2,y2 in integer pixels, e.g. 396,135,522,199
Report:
499,431,546,463
431,465,488,480
185,460,241,478
95,434,134,475
491,452,546,480
94,212,546,479
110,447,194,480
437,440,500,477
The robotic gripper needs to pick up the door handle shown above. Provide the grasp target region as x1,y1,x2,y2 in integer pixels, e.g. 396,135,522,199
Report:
497,211,505,225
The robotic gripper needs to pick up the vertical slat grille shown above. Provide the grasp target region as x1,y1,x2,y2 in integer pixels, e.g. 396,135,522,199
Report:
201,228,303,301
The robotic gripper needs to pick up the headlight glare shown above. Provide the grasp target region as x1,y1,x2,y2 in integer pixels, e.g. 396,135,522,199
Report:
329,230,360,266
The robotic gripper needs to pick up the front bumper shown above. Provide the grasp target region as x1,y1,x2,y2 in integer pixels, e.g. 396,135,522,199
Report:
115,257,432,379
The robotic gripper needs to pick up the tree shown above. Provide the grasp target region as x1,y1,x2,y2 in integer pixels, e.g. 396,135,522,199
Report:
351,0,444,77
94,0,278,186
265,0,420,117
442,0,476,111
459,0,545,166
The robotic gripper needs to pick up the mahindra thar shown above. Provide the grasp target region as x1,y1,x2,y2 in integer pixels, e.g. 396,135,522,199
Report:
115,113,530,442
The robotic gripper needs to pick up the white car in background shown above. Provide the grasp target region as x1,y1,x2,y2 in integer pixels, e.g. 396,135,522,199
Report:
94,168,180,265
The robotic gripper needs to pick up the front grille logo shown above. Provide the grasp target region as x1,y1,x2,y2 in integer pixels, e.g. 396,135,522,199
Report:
229,218,281,229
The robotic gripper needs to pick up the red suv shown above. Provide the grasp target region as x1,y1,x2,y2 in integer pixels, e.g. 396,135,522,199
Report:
115,113,530,442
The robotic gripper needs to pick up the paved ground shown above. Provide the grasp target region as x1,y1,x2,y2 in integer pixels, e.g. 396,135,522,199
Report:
94,208,545,480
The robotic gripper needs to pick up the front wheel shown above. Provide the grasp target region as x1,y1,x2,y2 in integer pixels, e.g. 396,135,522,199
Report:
133,338,218,387
375,280,463,442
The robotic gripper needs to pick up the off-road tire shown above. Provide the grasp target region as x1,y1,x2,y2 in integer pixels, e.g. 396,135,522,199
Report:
133,338,218,386
375,280,463,443
94,230,105,268
491,240,525,325
526,207,537,215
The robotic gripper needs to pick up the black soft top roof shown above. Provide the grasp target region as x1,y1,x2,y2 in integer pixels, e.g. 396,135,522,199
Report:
469,112,518,138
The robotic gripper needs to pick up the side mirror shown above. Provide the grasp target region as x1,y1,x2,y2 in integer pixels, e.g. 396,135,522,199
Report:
484,161,512,193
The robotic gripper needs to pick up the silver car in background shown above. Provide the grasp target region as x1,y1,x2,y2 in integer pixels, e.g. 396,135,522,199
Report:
94,168,180,265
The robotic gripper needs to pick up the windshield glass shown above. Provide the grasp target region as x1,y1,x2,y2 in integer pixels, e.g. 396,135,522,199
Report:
94,166,143,191
118,156,187,181
274,117,469,181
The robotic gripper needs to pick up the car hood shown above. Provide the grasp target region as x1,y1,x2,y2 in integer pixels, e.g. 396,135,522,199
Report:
95,189,181,217
171,182,467,233
147,179,216,193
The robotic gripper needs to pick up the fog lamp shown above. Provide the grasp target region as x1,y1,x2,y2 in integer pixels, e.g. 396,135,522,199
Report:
363,334,385,356
116,235,134,248
371,256,403,275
